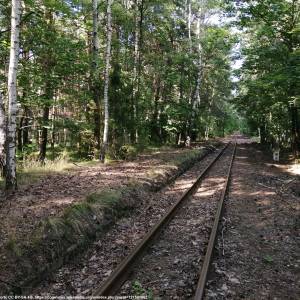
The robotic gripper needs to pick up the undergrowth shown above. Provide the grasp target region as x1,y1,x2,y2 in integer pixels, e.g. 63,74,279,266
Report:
0,157,102,188
132,280,154,299
0,145,207,189
4,187,138,290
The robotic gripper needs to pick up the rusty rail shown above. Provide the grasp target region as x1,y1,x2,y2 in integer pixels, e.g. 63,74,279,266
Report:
194,142,237,300
93,143,230,296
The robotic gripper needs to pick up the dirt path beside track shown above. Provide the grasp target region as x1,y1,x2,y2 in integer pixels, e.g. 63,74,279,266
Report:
206,144,300,299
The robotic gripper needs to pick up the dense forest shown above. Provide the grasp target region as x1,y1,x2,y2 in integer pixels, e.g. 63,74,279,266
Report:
0,0,299,190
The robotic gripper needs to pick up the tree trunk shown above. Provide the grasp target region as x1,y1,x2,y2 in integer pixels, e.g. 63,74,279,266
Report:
6,0,21,190
17,114,24,152
186,0,192,50
39,106,50,162
18,92,27,155
51,102,56,160
0,92,6,177
259,124,267,145
38,9,55,162
131,0,144,144
100,0,112,162
194,12,203,107
151,76,161,143
92,0,101,151
291,104,300,157
131,0,140,143
38,80,53,162
22,107,30,147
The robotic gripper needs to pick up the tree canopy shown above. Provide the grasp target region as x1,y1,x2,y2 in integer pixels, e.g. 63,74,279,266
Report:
228,0,300,147
1,0,299,189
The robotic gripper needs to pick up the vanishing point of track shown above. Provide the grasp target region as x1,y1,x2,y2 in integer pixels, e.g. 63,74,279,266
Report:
93,142,237,299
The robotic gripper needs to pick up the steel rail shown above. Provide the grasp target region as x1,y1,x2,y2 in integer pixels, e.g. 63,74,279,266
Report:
93,143,230,296
194,142,237,300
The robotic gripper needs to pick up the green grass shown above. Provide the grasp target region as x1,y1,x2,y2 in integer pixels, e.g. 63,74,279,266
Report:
5,236,22,258
0,145,202,189
169,148,203,164
263,255,274,264
132,280,154,299
3,186,138,288
0,156,104,189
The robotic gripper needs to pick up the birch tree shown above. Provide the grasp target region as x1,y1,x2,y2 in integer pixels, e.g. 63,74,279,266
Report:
186,0,192,50
6,0,21,190
0,91,5,177
100,0,112,162
194,1,205,107
92,0,101,151
132,0,144,143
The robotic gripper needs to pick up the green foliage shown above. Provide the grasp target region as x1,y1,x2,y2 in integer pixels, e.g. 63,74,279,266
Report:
6,237,22,258
132,281,154,299
230,0,300,146
1,0,246,171
86,190,122,206
4,185,138,286
263,255,274,264
118,144,138,160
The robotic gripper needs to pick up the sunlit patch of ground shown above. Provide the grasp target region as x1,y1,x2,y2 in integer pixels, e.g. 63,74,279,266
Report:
206,143,300,299
220,133,259,144
193,176,225,197
268,162,300,176
288,163,300,175
165,179,194,194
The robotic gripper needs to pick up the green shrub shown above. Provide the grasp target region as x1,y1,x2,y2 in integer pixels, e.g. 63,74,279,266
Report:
118,144,138,160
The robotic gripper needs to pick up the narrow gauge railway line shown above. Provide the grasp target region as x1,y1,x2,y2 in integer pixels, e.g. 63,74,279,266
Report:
93,143,236,299
32,143,225,296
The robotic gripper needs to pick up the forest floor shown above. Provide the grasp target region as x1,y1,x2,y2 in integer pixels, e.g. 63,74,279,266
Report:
1,139,299,298
206,142,300,299
31,144,226,296
0,147,201,247
0,144,214,293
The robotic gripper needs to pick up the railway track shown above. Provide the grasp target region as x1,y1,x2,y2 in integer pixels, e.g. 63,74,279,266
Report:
92,142,236,299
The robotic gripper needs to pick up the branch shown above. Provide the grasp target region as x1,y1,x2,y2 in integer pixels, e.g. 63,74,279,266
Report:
0,11,35,37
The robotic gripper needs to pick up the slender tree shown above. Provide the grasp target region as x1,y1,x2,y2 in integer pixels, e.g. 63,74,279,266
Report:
92,0,101,151
38,9,55,162
194,1,205,106
0,91,5,176
100,0,112,162
131,0,144,143
6,0,21,190
186,0,192,48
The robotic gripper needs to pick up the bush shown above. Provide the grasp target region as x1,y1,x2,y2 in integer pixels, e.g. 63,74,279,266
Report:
118,144,138,160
